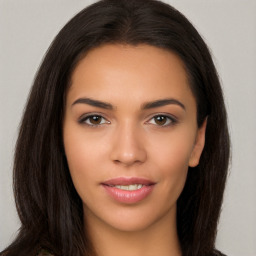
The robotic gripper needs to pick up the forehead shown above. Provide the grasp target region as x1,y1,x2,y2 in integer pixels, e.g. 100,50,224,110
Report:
68,44,195,109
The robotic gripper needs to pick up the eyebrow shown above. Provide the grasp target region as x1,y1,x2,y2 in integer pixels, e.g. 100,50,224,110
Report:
142,98,185,110
72,98,114,110
72,97,185,111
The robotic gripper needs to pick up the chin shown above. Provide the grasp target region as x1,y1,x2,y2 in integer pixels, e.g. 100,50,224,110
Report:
85,202,176,234
107,218,155,233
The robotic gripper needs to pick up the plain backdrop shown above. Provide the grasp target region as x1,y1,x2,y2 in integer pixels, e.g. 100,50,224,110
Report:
0,1,255,255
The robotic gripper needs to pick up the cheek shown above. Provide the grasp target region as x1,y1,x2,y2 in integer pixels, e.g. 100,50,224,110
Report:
149,130,195,200
63,125,104,197
150,127,195,171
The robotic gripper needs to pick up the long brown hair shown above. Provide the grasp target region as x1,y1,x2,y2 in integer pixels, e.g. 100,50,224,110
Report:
1,0,230,255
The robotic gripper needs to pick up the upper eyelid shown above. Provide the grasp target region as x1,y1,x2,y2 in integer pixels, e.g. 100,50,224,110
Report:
78,114,110,126
78,112,176,118
152,113,176,118
146,115,177,125
78,112,178,124
146,112,178,121
78,112,109,120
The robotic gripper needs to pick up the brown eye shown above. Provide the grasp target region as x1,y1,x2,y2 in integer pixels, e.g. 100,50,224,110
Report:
154,116,168,125
80,115,110,126
88,115,102,125
148,115,176,127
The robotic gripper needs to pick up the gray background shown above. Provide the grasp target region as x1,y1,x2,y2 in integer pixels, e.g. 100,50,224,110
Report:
0,0,255,255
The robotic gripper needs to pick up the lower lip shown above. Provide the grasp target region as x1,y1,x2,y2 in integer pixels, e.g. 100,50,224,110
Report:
102,185,155,204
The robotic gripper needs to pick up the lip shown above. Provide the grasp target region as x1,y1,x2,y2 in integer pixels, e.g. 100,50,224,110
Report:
102,177,155,186
101,177,156,204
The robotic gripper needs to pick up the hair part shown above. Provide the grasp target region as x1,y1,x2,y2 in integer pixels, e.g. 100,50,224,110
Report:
2,1,229,256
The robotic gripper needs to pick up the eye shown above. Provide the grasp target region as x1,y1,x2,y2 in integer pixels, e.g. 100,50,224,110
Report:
148,115,176,126
79,115,110,126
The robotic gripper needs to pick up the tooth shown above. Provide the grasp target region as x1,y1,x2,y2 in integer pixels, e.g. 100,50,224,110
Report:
129,184,137,190
114,184,144,191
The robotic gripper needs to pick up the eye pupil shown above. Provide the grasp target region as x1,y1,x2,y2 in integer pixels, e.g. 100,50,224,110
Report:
90,116,102,124
155,116,167,125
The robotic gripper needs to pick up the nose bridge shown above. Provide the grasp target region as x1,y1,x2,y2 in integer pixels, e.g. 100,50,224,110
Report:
110,120,147,166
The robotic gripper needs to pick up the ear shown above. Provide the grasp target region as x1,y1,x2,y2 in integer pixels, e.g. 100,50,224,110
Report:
189,118,207,167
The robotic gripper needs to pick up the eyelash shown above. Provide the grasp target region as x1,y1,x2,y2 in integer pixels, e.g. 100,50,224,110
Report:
147,114,178,127
78,113,178,128
78,114,110,127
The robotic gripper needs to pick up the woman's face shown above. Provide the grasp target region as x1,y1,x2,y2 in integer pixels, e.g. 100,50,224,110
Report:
63,44,206,232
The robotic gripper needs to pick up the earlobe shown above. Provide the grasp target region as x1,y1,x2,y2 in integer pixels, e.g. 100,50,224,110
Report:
189,118,207,167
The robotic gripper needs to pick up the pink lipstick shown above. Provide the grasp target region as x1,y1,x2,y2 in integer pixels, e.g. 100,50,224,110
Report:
101,177,155,204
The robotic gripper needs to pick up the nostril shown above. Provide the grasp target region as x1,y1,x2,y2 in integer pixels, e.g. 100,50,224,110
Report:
110,134,147,165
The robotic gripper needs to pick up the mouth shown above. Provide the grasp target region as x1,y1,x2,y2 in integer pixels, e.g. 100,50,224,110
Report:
106,184,146,191
101,177,156,204
102,177,155,186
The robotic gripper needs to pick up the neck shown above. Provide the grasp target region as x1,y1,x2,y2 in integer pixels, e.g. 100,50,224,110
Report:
84,205,182,256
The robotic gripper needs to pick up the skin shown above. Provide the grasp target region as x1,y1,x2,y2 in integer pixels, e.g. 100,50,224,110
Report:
63,44,207,256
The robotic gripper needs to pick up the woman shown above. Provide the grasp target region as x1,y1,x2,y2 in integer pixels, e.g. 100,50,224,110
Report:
0,0,230,255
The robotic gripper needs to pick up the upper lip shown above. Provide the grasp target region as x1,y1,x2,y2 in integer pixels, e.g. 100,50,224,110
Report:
102,177,155,186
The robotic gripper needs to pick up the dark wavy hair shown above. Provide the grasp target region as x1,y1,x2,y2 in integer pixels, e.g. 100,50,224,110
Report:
1,0,230,256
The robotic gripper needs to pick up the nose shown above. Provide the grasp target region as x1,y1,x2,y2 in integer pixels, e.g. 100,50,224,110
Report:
110,122,147,166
